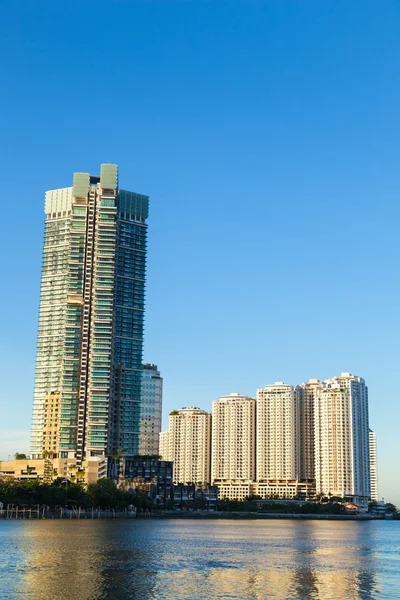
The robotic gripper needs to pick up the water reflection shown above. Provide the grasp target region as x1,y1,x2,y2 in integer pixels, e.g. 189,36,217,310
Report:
0,519,397,599
1,521,159,600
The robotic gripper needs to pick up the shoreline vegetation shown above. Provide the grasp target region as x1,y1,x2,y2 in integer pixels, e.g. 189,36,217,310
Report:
0,477,153,514
0,478,397,521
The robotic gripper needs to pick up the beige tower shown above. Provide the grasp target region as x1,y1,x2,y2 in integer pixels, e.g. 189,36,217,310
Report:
211,394,255,499
314,373,370,507
256,382,296,480
169,406,211,484
159,431,170,461
295,379,324,481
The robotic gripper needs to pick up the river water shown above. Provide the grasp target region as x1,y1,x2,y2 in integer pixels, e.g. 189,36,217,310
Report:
0,519,399,599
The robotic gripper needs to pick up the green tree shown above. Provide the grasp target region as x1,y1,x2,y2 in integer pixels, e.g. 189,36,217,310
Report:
386,502,398,514
87,478,122,508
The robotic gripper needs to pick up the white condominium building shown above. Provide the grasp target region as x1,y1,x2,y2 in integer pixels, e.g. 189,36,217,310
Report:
211,393,255,483
256,382,296,480
295,379,324,481
314,373,370,506
159,431,170,461
369,429,379,501
168,406,211,484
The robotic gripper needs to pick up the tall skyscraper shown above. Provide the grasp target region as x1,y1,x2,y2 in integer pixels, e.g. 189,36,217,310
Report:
369,429,379,501
314,373,370,506
138,363,163,456
31,164,149,463
168,407,211,484
211,393,255,482
256,382,297,480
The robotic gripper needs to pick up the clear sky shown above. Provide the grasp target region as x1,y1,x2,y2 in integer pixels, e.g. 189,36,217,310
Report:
0,0,399,503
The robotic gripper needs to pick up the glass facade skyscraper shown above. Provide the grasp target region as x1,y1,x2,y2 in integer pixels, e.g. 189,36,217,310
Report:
31,164,149,462
139,363,163,456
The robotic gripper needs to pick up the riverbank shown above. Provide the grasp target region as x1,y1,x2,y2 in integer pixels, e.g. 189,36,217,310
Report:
0,509,389,521
155,511,384,520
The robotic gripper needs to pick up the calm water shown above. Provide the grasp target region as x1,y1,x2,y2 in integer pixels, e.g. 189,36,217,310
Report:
0,519,399,599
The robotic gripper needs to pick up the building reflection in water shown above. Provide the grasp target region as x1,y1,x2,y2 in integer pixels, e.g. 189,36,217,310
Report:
14,521,158,600
146,520,381,600
4,518,388,600
291,521,380,600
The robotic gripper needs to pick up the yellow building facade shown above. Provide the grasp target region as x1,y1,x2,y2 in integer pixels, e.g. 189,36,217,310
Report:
0,456,107,485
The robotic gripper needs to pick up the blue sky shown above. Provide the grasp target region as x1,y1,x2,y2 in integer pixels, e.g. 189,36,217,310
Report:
0,0,399,503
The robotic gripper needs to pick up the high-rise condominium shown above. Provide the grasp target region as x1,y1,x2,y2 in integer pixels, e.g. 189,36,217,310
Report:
256,382,296,480
159,431,170,461
168,407,211,484
369,429,378,501
211,394,255,482
31,165,148,463
314,373,370,506
295,379,324,481
139,363,163,456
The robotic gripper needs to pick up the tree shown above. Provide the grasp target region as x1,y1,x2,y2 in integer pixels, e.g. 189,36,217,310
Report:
14,453,27,460
87,478,122,508
386,502,398,514
0,478,155,510
126,490,152,510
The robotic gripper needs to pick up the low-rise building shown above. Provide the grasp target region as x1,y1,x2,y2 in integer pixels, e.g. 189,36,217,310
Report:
255,479,315,500
123,457,173,506
84,457,108,484
172,483,218,510
369,500,386,516
215,480,256,501
0,456,107,485
0,458,55,482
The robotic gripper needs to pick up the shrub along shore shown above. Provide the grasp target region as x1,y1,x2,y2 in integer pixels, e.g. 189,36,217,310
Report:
0,477,152,511
0,478,397,520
